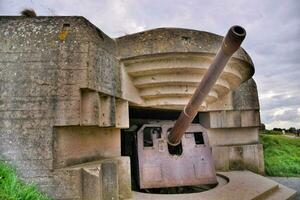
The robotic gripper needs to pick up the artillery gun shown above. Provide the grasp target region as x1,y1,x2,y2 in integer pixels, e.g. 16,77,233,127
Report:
131,25,247,189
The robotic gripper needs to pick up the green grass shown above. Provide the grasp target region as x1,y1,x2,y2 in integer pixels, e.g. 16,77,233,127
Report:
259,133,300,177
0,161,51,200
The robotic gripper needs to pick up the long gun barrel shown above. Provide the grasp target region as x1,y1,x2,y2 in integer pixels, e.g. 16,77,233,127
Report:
168,25,246,146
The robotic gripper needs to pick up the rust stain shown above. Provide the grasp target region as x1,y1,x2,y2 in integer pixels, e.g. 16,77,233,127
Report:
59,30,69,41
137,124,217,189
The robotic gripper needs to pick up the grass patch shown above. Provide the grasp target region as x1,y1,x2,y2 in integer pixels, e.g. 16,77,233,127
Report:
0,160,51,200
260,134,300,177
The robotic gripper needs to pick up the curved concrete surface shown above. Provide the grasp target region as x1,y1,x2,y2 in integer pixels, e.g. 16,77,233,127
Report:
133,171,296,200
117,28,254,110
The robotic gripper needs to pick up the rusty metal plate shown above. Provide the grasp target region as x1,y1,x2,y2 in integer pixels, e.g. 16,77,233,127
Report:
137,123,217,189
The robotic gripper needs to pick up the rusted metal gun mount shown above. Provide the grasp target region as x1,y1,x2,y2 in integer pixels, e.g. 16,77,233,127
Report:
136,26,246,189
137,123,216,189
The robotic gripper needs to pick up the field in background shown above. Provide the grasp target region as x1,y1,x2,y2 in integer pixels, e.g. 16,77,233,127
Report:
0,161,51,200
260,131,300,177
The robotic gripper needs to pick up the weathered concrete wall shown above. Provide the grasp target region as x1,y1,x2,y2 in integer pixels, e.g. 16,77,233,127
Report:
116,28,254,65
116,28,255,110
199,79,263,173
53,127,120,168
0,16,123,199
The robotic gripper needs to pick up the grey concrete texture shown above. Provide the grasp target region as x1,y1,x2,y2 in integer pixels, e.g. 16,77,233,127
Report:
72,157,132,200
269,177,300,200
212,143,264,174
133,171,296,200
116,27,254,69
0,16,121,199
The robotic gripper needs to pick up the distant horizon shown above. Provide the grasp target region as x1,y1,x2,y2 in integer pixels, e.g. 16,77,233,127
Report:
1,0,299,129
263,126,300,131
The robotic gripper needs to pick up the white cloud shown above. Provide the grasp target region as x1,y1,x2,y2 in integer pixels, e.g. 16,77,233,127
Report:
273,108,288,116
260,90,277,100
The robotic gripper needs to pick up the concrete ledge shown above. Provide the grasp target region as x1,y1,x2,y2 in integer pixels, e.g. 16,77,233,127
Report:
53,127,121,168
207,127,259,146
259,183,297,200
212,144,265,174
133,171,296,200
65,157,132,200
199,110,260,128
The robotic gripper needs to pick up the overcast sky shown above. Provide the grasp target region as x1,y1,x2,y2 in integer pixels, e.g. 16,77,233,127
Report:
0,0,299,129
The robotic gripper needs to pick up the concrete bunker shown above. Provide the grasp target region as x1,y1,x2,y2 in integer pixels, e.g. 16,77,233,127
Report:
0,16,296,199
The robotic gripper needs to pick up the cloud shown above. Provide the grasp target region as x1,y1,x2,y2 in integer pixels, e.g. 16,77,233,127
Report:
0,0,299,128
273,109,300,122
